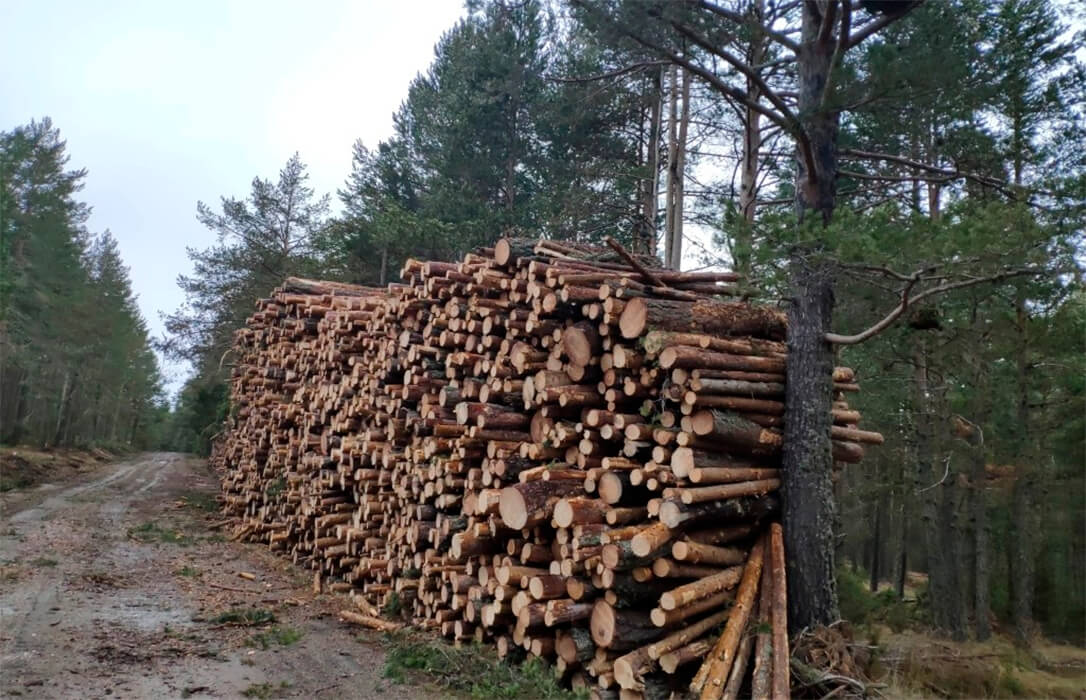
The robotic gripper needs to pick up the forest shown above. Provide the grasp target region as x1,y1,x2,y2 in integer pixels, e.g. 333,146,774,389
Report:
0,119,167,450
3,0,1083,669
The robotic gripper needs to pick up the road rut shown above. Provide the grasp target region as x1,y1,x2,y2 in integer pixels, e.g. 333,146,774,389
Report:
0,452,424,699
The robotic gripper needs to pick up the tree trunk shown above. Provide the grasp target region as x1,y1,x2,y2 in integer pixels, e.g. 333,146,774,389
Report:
781,254,838,632
668,69,690,270
963,330,992,641
893,452,910,600
735,0,766,277
2,369,29,444
663,65,679,268
639,66,664,258
869,496,882,592
52,369,73,446
379,243,389,287
794,4,839,223
1011,290,1034,644
914,338,965,640
968,428,990,641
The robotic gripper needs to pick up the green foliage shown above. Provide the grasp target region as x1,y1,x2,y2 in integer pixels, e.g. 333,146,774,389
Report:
265,477,286,501
211,607,276,626
164,153,329,369
380,631,584,699
127,522,194,546
838,567,926,633
0,119,164,449
240,681,291,699
177,566,200,578
180,490,219,513
246,626,302,649
166,373,229,456
381,592,403,618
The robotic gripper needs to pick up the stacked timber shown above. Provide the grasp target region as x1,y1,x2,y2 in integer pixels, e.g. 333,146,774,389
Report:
212,238,882,699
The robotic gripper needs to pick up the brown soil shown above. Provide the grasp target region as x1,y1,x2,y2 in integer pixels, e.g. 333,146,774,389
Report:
0,452,427,700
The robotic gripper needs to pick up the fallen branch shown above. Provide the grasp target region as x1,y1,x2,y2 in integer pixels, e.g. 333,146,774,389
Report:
605,236,669,288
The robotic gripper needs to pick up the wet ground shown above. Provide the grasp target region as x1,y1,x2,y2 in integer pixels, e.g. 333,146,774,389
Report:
0,452,425,700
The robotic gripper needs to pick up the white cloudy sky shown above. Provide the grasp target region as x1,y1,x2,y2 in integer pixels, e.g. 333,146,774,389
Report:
2,0,468,390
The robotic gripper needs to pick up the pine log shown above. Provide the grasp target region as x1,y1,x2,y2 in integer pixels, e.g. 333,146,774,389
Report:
619,297,786,341
769,522,789,700
590,601,663,651
500,480,584,530
690,536,765,699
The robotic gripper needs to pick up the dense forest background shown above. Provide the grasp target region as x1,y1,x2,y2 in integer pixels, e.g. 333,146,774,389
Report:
2,0,1082,648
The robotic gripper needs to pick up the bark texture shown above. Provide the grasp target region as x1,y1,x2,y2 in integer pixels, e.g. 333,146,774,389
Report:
781,255,838,631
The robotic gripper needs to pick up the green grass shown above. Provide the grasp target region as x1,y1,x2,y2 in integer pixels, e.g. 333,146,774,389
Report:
211,607,275,626
177,565,200,577
266,477,286,500
127,521,194,546
240,681,291,698
180,490,220,513
380,631,585,699
30,557,58,567
382,592,403,617
837,566,926,632
246,626,303,649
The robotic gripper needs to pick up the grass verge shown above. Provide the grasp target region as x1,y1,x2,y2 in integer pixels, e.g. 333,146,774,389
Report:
211,607,275,626
240,681,291,698
246,626,303,649
379,630,585,699
127,521,194,546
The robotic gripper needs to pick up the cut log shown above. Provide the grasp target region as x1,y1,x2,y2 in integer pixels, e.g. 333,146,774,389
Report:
619,297,787,341
690,536,765,699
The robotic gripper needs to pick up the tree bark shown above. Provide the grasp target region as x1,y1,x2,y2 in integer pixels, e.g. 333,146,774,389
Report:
781,254,838,631
794,3,839,223
957,412,990,641
914,337,965,640
664,65,679,268
668,68,690,270
1011,290,1035,645
735,0,766,277
639,66,664,257
869,495,883,592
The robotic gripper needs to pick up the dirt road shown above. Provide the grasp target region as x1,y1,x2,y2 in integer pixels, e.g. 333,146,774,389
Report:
0,452,425,700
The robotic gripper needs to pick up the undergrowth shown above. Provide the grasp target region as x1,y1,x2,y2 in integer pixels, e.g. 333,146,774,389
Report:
240,681,291,698
180,490,219,512
212,607,275,626
247,625,303,649
379,630,585,699
837,566,926,632
127,521,194,546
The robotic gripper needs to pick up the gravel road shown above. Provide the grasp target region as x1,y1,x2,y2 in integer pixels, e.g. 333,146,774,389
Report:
0,452,425,700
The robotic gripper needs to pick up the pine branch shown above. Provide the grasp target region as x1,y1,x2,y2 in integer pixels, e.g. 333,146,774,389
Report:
826,267,1046,346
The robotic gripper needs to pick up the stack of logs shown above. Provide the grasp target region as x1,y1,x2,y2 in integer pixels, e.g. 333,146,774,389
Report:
213,238,882,699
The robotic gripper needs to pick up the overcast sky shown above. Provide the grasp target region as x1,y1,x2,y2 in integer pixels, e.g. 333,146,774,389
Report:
2,0,467,391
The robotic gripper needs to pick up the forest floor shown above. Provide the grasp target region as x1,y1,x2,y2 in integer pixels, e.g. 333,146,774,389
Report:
0,452,429,700
874,628,1086,698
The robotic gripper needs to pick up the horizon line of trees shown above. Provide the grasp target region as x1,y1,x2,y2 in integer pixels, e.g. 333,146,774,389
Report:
0,118,169,450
